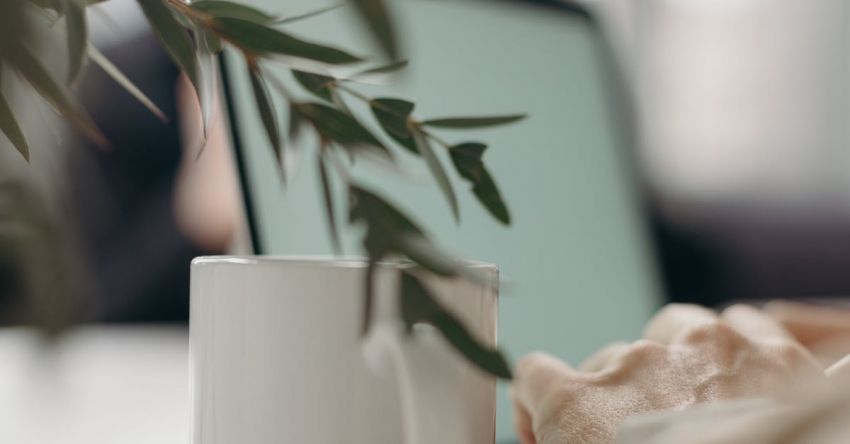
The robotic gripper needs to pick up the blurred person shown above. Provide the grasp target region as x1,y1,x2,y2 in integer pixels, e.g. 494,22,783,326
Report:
511,302,850,444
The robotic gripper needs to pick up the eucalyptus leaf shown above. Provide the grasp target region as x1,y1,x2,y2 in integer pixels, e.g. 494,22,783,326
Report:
0,92,30,161
138,0,203,128
88,45,167,122
351,0,398,60
398,234,495,288
192,0,275,23
248,65,283,176
292,70,334,102
399,272,512,379
395,234,457,277
317,151,341,254
361,258,376,336
195,25,217,134
448,142,486,182
350,185,421,263
29,0,63,12
277,2,345,25
198,26,223,54
298,102,390,158
8,47,106,146
473,167,510,225
354,59,408,78
422,114,527,129
370,97,412,139
447,142,510,225
288,101,304,142
64,0,87,84
213,17,361,64
329,88,352,116
412,127,458,222
349,185,424,237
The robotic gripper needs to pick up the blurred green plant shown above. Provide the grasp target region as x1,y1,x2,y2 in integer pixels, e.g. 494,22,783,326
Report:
0,0,524,379
0,177,84,337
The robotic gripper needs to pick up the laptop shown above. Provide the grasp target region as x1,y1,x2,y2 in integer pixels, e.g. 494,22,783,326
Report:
219,0,662,439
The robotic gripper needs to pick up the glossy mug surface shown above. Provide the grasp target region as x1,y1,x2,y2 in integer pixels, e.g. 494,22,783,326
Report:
190,256,499,444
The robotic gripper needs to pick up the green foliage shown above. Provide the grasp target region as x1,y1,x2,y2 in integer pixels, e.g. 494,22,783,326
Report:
64,0,88,84
351,0,398,60
354,59,408,77
0,91,30,162
422,114,527,129
298,102,390,158
370,98,413,138
4,0,525,380
292,70,335,102
88,45,168,122
449,143,511,224
138,0,207,132
6,46,106,146
192,0,276,23
412,126,459,222
213,17,361,64
248,63,282,172
316,150,341,254
400,272,512,378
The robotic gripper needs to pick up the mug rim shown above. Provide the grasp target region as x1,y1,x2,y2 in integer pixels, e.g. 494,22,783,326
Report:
191,255,498,271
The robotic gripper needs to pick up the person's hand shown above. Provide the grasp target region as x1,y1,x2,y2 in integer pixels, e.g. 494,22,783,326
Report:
511,304,826,444
173,75,242,252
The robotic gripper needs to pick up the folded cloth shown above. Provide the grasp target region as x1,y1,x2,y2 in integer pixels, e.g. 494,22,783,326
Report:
618,360,850,444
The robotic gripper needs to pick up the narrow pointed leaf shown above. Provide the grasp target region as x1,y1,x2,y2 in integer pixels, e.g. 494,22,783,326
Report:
349,185,424,237
88,45,168,122
400,272,512,379
195,26,217,133
213,17,361,64
350,185,425,261
138,0,203,127
288,101,304,142
361,258,377,336
9,48,107,146
329,89,352,116
292,70,334,102
198,27,223,54
191,0,275,22
65,0,87,84
395,234,457,277
422,114,527,129
248,65,283,174
447,142,510,224
351,0,398,60
354,60,408,78
317,152,341,254
29,0,63,11
411,127,458,222
448,142,486,182
277,2,345,24
396,234,493,287
473,167,510,225
298,102,389,157
382,129,417,155
370,97,413,139
0,92,30,161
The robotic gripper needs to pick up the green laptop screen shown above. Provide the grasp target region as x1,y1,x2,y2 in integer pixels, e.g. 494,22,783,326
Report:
220,0,662,438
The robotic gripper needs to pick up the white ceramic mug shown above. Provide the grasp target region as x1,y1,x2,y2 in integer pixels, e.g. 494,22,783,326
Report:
190,256,499,444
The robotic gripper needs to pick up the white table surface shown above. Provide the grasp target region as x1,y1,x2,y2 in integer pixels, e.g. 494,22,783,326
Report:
0,326,189,444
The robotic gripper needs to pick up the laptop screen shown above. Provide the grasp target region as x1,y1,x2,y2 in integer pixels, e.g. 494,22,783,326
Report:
220,0,662,438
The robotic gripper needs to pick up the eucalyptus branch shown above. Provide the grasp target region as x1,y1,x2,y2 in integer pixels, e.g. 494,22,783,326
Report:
0,0,524,380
